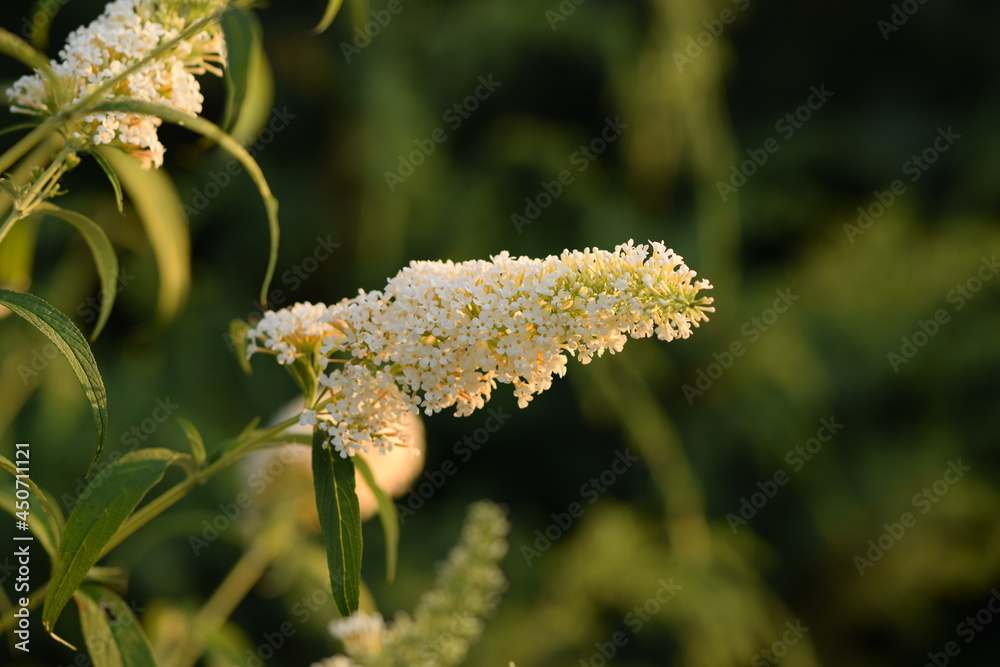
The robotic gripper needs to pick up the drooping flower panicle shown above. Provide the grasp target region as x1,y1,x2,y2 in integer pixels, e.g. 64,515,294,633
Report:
247,241,714,457
7,0,227,169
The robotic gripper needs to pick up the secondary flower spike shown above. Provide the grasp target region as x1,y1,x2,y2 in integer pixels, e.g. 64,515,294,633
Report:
247,241,714,457
7,0,227,169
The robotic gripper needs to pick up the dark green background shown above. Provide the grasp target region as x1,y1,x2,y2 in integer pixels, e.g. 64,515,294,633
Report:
2,0,999,665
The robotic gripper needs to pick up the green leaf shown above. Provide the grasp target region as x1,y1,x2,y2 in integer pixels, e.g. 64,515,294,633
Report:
42,449,180,631
91,101,279,309
36,202,120,340
312,429,362,616
229,319,253,375
0,289,108,475
175,417,207,465
88,151,124,213
220,8,262,132
0,453,65,558
354,455,400,583
313,0,346,34
98,148,191,325
75,583,157,667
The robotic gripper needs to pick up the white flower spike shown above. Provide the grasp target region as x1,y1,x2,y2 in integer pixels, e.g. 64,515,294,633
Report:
248,241,714,457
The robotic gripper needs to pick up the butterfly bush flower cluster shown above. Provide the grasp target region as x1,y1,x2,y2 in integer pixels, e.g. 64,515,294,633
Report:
247,241,714,457
7,0,227,169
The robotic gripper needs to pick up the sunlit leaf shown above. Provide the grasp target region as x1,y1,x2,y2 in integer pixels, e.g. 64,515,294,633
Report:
0,289,107,476
99,148,191,324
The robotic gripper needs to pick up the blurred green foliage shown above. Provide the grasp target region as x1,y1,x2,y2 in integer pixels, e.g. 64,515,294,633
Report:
1,0,998,665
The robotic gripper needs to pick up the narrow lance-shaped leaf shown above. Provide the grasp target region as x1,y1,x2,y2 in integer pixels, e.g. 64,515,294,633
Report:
91,101,279,308
0,289,107,475
312,429,362,616
36,202,120,340
99,148,191,325
42,449,180,631
354,455,400,583
75,583,157,667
